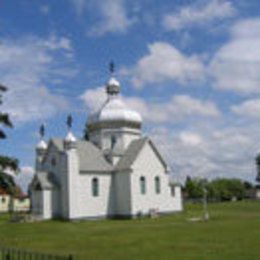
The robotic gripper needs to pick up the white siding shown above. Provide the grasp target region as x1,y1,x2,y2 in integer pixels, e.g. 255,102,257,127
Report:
31,190,52,219
114,171,131,216
31,190,43,216
90,127,141,153
130,142,182,215
31,136,182,220
42,144,62,185
75,173,114,218
42,190,52,219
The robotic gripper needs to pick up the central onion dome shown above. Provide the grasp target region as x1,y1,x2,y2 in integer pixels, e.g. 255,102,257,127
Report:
87,76,142,132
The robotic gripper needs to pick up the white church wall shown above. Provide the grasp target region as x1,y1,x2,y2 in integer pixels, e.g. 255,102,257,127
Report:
63,146,81,219
130,142,182,216
114,171,131,216
42,190,52,219
31,190,43,216
36,143,64,219
89,130,102,148
51,189,61,218
76,173,114,218
60,152,70,219
121,129,141,150
102,130,124,153
41,143,62,185
92,127,141,153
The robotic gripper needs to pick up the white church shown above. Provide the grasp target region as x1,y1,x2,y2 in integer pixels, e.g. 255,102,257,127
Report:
29,69,183,220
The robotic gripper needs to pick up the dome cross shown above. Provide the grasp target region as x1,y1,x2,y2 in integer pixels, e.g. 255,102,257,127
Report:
66,114,73,130
109,61,115,75
39,124,45,139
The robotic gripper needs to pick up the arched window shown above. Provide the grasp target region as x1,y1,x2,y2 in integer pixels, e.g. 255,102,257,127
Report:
111,135,117,149
171,186,175,197
92,178,99,197
140,176,146,195
155,176,161,194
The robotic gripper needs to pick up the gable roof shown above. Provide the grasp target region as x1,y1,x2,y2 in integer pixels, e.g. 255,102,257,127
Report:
30,172,55,190
77,141,113,172
148,139,168,171
115,137,168,171
51,139,64,151
50,139,113,173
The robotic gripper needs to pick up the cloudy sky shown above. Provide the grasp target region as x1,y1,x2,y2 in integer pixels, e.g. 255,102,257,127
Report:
0,0,260,190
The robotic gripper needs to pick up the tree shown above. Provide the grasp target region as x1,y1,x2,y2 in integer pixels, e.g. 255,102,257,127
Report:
185,176,246,201
0,84,13,139
185,176,204,199
256,154,260,182
207,178,245,201
0,85,19,196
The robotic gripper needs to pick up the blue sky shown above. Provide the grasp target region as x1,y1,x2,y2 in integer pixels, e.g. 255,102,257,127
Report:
0,0,260,190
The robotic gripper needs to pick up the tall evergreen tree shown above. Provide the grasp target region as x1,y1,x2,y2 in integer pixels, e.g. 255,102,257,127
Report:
0,84,13,139
0,85,19,195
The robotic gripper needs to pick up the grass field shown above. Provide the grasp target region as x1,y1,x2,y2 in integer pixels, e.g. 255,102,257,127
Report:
0,201,260,259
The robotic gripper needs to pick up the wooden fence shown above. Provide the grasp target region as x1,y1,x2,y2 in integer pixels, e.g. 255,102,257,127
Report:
0,247,73,260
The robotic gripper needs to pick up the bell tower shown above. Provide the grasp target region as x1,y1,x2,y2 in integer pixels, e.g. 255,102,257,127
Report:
35,124,47,171
87,63,142,164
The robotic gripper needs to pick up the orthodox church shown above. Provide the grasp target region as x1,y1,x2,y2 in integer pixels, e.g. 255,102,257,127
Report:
29,67,182,220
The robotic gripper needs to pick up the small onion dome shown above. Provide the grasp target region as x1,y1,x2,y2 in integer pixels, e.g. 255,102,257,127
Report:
88,97,142,132
65,131,77,142
36,139,47,150
106,77,120,95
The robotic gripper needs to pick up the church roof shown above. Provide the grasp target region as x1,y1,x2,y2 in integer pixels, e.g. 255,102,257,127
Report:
51,139,113,173
87,76,142,131
77,141,113,172
31,172,55,190
116,137,168,171
115,137,148,171
88,97,142,126
36,139,47,150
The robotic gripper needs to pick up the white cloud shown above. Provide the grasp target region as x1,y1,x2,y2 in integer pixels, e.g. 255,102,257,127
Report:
163,0,236,31
15,166,34,193
151,123,258,183
0,36,74,123
133,95,220,123
44,36,72,51
89,0,133,36
40,5,50,15
80,86,107,113
231,18,260,39
231,99,260,118
80,87,220,124
70,0,86,15
70,0,133,36
210,18,260,94
125,42,205,88
179,132,203,146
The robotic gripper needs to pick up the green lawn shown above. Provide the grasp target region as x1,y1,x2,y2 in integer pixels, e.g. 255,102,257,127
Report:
0,201,260,260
